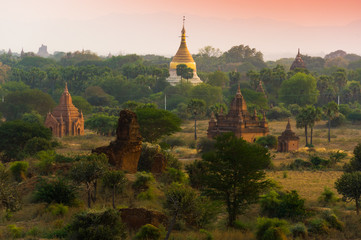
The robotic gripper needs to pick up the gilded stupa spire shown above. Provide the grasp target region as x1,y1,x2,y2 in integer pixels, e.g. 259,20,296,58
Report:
172,16,195,63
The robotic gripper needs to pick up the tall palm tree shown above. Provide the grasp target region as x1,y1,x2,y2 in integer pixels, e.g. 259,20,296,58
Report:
324,101,339,142
187,99,206,140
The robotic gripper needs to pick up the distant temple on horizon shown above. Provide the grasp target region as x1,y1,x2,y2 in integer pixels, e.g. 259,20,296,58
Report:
45,83,84,137
290,49,306,70
166,17,202,85
207,86,269,143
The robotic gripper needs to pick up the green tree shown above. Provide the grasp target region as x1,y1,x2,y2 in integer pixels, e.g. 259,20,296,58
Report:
296,107,312,146
0,89,56,120
279,73,319,106
70,154,108,208
136,108,181,143
0,121,52,161
344,143,361,172
187,99,206,140
201,133,271,227
72,96,92,114
176,64,193,83
332,68,347,93
335,172,361,215
85,113,118,136
102,170,127,209
324,101,339,142
208,71,229,88
0,164,21,213
163,183,200,240
308,107,322,145
68,209,127,240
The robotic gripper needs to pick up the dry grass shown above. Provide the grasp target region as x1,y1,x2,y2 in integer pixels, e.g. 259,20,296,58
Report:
266,170,343,204
170,229,254,240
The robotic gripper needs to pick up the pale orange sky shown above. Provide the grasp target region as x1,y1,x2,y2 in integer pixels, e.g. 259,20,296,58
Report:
1,0,361,59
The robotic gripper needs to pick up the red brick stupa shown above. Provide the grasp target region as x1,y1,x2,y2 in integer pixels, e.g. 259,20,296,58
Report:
45,83,84,137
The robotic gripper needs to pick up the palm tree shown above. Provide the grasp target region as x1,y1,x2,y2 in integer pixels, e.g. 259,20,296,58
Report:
324,101,339,142
296,107,311,146
187,99,206,140
308,106,322,146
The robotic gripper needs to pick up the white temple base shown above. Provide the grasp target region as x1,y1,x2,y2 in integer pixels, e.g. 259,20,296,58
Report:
166,69,203,86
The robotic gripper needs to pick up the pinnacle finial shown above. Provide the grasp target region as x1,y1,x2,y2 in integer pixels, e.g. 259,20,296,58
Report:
181,16,186,35
286,117,291,130
236,84,242,97
65,82,68,92
298,48,300,56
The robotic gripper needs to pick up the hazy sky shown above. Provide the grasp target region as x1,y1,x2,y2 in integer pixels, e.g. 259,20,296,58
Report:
1,0,361,60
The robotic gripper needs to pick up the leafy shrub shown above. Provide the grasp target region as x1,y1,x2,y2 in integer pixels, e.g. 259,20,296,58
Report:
67,209,127,240
160,167,187,185
138,143,162,172
137,188,154,201
47,203,69,217
310,155,330,168
133,172,155,192
197,138,216,154
185,160,207,189
266,107,291,120
24,137,52,156
347,111,361,122
288,104,301,116
256,135,278,149
161,136,186,149
307,218,329,235
164,152,182,170
288,159,312,170
256,217,290,240
330,113,346,127
339,104,351,116
260,190,306,220
290,222,308,239
199,229,213,240
36,150,56,175
318,187,337,206
54,154,74,163
42,227,68,239
329,150,347,165
6,224,24,239
10,161,29,182
26,227,41,237
322,210,344,231
135,224,162,240
33,178,77,205
233,220,250,232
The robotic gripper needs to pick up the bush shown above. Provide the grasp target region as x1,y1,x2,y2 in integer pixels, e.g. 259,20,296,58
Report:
6,224,24,239
47,203,69,216
36,150,56,175
33,178,77,205
330,113,346,127
10,161,29,182
266,107,291,120
347,111,361,122
160,167,187,185
23,137,52,156
256,135,278,149
197,137,216,154
67,209,127,240
185,160,207,189
288,159,312,170
199,229,213,240
256,217,290,240
132,172,155,192
307,218,329,235
310,155,330,168
260,190,306,220
318,187,337,206
329,150,347,165
288,104,301,116
135,224,162,240
138,143,162,172
161,136,186,149
322,210,344,231
290,222,308,239
339,104,351,116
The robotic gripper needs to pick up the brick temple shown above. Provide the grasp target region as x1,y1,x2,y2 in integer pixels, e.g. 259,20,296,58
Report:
45,83,84,137
277,118,299,152
207,86,269,142
290,49,306,70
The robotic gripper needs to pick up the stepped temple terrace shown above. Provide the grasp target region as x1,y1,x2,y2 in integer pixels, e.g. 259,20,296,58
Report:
45,83,84,137
166,17,202,85
290,49,306,70
277,118,300,152
207,86,269,142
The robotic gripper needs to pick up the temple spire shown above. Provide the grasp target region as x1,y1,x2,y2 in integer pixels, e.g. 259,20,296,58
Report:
286,118,292,131
298,48,300,56
64,82,68,92
236,84,242,97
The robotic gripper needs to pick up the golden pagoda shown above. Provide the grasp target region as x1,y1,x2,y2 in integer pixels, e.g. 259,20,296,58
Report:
166,17,202,85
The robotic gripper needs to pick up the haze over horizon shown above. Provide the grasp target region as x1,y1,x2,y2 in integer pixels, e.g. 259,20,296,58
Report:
1,0,361,60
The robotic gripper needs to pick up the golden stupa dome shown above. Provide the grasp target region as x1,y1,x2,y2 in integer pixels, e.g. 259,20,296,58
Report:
169,20,196,70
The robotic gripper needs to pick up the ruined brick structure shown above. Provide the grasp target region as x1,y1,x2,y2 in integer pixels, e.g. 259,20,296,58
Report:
277,118,299,152
290,48,306,70
207,86,269,143
45,83,84,137
93,110,142,173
